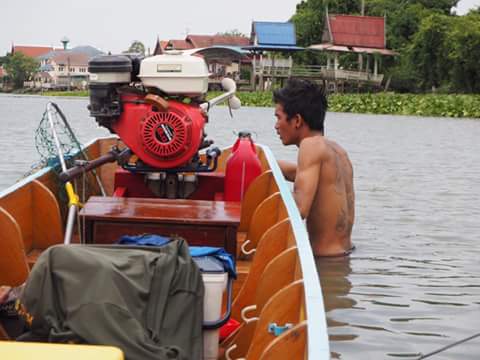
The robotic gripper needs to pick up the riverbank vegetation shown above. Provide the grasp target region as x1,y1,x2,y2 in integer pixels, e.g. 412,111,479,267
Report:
212,91,480,118
1,89,477,118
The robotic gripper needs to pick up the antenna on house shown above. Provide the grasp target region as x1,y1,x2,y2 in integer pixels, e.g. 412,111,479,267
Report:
361,0,365,15
61,36,70,50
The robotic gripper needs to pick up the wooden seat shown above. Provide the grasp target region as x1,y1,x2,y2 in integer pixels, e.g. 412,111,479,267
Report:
224,248,300,359
245,280,304,360
237,170,279,234
0,180,63,286
232,220,295,321
236,171,279,253
259,321,307,360
224,280,305,360
238,192,288,258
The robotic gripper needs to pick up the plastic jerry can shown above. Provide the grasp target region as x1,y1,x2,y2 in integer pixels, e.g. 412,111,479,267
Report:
224,131,262,202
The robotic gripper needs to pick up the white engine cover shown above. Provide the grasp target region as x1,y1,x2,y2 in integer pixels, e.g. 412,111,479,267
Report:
139,53,209,96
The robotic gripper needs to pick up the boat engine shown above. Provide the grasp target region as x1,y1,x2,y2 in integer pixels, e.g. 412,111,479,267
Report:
80,52,241,198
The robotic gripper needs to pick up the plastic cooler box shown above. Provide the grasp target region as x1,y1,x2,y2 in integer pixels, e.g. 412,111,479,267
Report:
193,256,229,360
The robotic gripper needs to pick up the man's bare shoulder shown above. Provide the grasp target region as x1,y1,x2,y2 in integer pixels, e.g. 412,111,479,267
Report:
298,135,329,163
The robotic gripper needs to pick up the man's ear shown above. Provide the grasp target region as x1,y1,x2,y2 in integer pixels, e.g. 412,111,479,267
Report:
294,114,305,129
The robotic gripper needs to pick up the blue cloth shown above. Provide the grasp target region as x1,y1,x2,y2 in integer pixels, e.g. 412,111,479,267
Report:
118,234,171,247
189,246,236,279
117,235,236,278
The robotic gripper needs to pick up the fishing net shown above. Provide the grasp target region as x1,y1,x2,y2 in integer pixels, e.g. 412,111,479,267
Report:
34,103,81,169
31,103,103,214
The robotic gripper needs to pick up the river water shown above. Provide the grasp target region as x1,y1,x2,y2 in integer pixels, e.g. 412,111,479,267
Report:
1,93,479,359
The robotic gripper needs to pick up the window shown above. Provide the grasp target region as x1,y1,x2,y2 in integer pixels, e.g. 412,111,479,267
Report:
58,66,64,72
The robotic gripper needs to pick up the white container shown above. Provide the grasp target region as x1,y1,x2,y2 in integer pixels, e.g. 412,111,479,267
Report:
202,271,228,360
139,53,209,96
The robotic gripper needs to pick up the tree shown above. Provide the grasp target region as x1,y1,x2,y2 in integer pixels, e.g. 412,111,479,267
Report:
3,52,39,89
447,13,480,92
409,14,452,91
125,40,145,55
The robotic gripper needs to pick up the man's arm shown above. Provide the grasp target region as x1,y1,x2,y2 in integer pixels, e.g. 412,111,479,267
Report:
293,139,323,219
277,160,297,182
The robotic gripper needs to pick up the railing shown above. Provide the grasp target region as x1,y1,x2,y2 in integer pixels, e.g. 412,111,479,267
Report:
256,65,384,85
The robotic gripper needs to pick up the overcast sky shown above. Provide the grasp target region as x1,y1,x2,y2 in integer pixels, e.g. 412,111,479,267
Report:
1,0,479,56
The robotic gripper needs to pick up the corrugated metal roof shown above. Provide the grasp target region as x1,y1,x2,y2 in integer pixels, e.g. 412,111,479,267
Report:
187,35,249,48
328,15,385,49
252,21,297,46
242,44,303,52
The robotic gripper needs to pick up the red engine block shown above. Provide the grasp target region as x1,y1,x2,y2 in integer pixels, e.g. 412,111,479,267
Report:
111,93,206,169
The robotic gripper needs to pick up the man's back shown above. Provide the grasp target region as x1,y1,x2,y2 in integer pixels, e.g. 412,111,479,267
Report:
273,78,354,257
304,137,354,256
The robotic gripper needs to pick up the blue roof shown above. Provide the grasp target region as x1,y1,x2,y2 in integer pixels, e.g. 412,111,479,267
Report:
242,45,304,52
253,21,298,46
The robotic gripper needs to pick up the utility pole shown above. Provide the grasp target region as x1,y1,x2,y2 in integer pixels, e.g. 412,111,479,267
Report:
67,56,71,92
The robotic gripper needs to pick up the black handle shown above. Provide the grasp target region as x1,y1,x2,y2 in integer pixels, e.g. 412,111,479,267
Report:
202,274,234,330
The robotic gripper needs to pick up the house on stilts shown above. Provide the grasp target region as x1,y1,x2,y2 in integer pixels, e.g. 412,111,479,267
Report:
308,12,398,91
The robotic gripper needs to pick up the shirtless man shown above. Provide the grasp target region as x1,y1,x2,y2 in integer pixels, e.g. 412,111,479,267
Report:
273,79,355,256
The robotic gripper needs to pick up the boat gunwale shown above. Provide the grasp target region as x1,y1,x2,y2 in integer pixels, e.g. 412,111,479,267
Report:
0,136,113,199
257,143,330,359
0,136,330,359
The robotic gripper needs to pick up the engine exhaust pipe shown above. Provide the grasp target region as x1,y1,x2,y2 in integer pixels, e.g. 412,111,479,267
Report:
200,78,241,113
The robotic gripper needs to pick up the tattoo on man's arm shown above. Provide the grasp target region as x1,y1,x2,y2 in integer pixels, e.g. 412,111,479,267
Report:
336,209,347,232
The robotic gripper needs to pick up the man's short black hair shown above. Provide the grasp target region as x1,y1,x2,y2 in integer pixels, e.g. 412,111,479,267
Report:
273,78,328,133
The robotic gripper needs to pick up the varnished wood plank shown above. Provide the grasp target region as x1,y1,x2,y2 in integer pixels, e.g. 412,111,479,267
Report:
246,280,305,360
238,171,279,232
232,219,293,321
31,180,63,249
259,321,307,360
0,207,29,286
80,197,241,225
0,185,33,252
241,192,288,256
255,247,299,312
221,320,257,360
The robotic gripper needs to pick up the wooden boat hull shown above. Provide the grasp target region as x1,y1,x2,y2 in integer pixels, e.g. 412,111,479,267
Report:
0,136,330,359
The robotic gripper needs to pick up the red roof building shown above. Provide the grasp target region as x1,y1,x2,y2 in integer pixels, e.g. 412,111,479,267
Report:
154,34,250,54
153,39,169,54
11,45,55,58
311,14,396,55
167,39,192,50
308,13,397,88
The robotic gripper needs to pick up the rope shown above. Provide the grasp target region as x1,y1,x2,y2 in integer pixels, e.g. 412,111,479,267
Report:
416,332,480,359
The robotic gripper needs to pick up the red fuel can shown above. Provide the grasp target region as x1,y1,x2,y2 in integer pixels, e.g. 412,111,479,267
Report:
224,131,262,202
